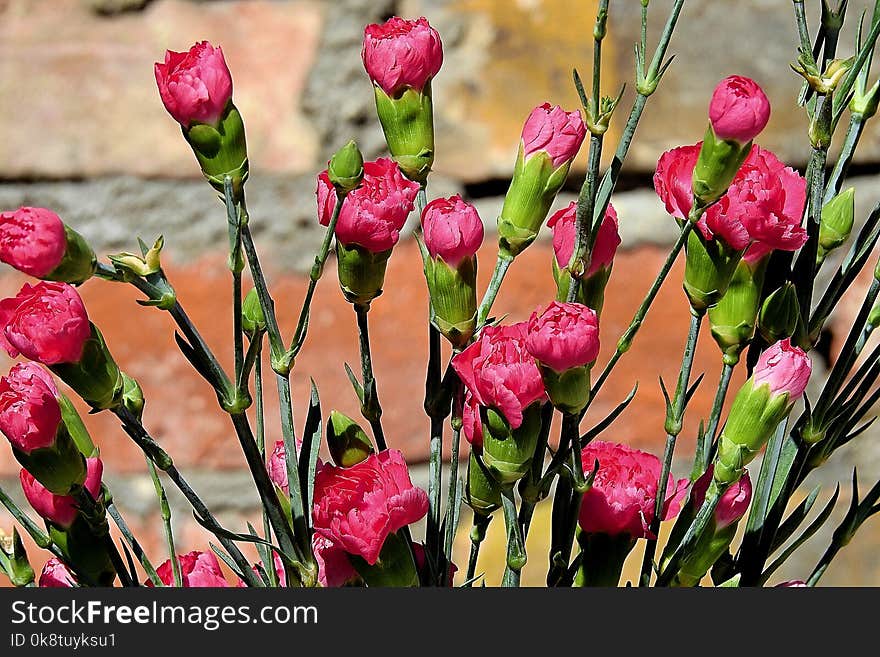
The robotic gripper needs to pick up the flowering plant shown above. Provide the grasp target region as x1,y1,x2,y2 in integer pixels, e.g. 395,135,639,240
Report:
2,1,880,590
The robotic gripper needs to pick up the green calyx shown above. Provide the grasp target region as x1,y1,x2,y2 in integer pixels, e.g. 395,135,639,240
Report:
818,187,855,263
714,380,792,485
574,531,635,587
498,148,571,258
672,521,737,587
327,410,374,467
373,85,434,184
692,126,752,206
328,140,365,193
50,323,124,412
683,229,743,313
184,102,249,200
349,531,419,587
423,254,478,348
241,287,267,337
48,514,116,587
121,373,145,422
465,451,502,516
336,242,392,308
481,403,543,485
539,363,591,415
552,258,611,317
758,282,801,344
12,427,86,496
708,256,767,363
45,225,96,285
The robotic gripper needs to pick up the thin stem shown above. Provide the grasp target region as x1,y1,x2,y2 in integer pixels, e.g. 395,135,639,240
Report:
568,133,605,301
240,222,286,363
500,486,525,587
554,413,587,582
656,485,723,586
476,252,514,327
425,324,445,577
465,513,492,586
443,381,464,584
824,112,866,205
355,304,388,451
640,310,704,585
106,501,161,586
591,222,694,400
793,1,812,55
146,459,180,587
694,361,734,478
233,269,244,384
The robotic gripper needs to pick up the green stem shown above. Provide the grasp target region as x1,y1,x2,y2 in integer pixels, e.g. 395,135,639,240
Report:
500,486,525,587
426,325,443,575
640,309,704,585
824,114,866,205
145,459,179,587
443,381,464,584
693,361,734,478
656,485,722,586
106,500,161,586
568,133,605,301
591,222,694,400
476,252,514,326
240,221,286,364
355,304,388,451
465,513,492,586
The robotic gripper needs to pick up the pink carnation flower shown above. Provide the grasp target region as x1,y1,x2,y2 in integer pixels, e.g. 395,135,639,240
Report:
362,16,443,96
526,301,600,373
154,41,233,127
521,104,587,168
153,550,230,587
709,75,771,144
753,338,812,399
547,201,620,275
421,195,484,267
0,208,67,278
692,465,752,530
39,558,76,588
578,441,688,539
312,450,428,565
0,363,61,454
316,158,419,253
452,322,547,429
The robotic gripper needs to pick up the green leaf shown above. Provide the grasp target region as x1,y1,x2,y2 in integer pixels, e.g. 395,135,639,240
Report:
769,484,822,554
344,362,364,404
299,379,323,521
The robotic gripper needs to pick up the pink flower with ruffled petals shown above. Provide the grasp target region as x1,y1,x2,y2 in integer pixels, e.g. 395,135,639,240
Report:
0,363,61,454
654,144,807,254
0,282,91,365
316,158,419,252
753,338,811,399
0,208,67,278
578,441,688,539
461,391,484,449
20,457,103,529
362,17,443,96
421,195,484,267
692,465,752,530
526,301,600,373
709,76,771,144
312,450,428,565
547,201,620,275
39,558,76,588
154,41,233,127
152,550,230,587
312,533,359,587
452,323,547,429
268,440,289,495
521,104,587,168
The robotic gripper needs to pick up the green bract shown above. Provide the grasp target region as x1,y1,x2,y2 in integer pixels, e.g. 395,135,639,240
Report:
373,85,434,183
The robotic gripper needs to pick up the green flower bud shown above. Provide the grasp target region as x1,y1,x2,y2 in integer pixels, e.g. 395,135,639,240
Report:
12,428,86,496
481,403,543,485
348,530,419,587
184,102,249,201
423,254,478,348
327,411,374,467
241,288,266,337
373,85,434,183
328,140,365,194
708,257,767,364
818,187,855,263
1,528,35,587
335,242,392,308
497,147,571,258
50,324,123,411
691,126,752,206
465,452,502,516
758,282,801,344
851,79,880,119
108,236,164,279
683,229,743,312
121,373,145,422
539,364,591,415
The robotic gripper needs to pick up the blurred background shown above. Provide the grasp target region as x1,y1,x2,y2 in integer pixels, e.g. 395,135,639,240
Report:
2,0,880,586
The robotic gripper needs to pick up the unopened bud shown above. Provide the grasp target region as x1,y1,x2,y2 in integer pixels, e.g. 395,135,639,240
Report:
758,282,801,344
327,411,374,467
328,141,365,194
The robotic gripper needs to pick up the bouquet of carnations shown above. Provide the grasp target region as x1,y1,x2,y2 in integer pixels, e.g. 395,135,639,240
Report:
1,0,879,588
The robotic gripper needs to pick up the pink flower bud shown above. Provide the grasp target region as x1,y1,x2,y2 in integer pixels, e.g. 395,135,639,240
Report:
461,391,484,449
775,580,807,587
20,457,103,528
692,465,752,530
578,441,688,539
421,195,484,267
268,440,289,495
39,558,76,587
312,532,359,588
0,208,66,278
526,301,600,372
0,282,91,365
452,322,547,429
547,201,620,275
154,41,233,127
153,550,230,587
521,103,587,168
317,158,419,252
753,338,812,399
362,16,443,96
312,450,428,565
0,363,61,454
709,75,771,144
654,144,806,254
